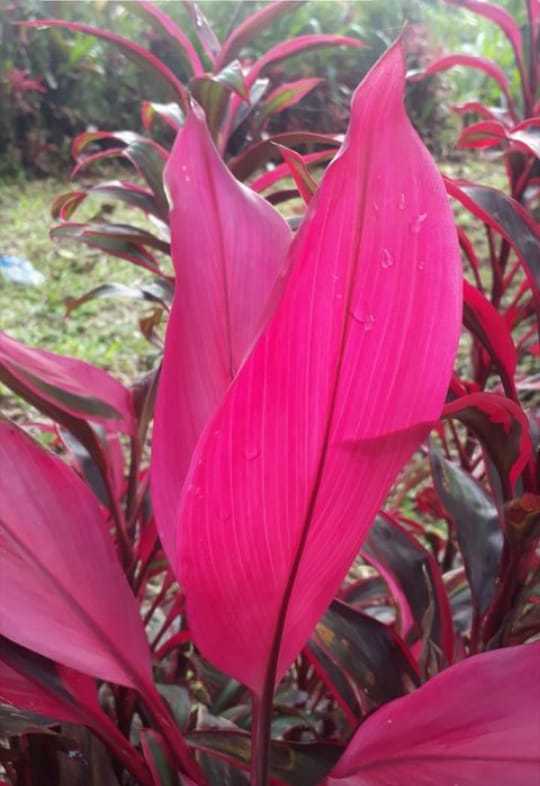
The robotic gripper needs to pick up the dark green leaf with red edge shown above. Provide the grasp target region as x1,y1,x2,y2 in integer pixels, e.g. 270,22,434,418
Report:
134,0,204,77
444,568,473,637
187,730,343,786
0,331,134,433
199,754,249,786
53,181,164,222
227,78,271,136
141,730,179,786
51,223,167,276
228,132,340,181
190,61,248,138
0,638,152,786
457,120,508,149
57,726,121,786
313,601,419,714
258,78,322,121
65,280,173,317
443,392,534,497
0,704,57,736
445,178,540,310
430,448,503,616
275,146,317,204
215,0,302,69
303,641,361,724
184,1,221,65
463,279,517,397
142,101,183,132
21,19,188,104
362,515,454,667
72,135,169,218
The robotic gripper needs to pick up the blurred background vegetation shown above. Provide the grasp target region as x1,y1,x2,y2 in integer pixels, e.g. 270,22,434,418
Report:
0,0,527,179
0,0,520,388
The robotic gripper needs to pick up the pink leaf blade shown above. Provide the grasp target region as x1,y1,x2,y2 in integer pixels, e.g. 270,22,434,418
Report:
151,104,291,564
327,642,540,786
0,331,135,435
175,41,462,695
0,421,151,688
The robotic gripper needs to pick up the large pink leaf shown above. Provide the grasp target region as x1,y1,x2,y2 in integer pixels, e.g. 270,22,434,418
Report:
151,103,291,564
0,420,151,688
326,642,540,785
0,331,135,435
173,40,462,695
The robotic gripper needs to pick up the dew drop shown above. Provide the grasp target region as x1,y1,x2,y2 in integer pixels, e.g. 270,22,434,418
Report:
185,175,191,183
381,248,394,269
372,200,380,213
335,292,343,300
220,509,232,523
398,192,406,210
351,308,376,332
180,164,187,172
244,446,260,461
386,718,393,725
410,212,428,234
417,259,425,271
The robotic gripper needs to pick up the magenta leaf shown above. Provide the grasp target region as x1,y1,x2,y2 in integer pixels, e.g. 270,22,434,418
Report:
0,331,135,434
151,103,291,564
172,40,462,696
0,420,151,688
327,642,540,785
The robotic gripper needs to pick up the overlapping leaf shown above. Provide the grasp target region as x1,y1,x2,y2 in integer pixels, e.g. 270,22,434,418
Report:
327,643,540,786
171,41,462,695
151,102,291,564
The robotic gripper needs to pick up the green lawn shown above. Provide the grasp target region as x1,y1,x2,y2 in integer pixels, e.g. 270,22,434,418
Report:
0,176,161,385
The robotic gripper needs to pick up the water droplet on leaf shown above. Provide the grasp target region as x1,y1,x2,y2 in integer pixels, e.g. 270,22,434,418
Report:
244,447,260,461
381,248,394,269
410,212,428,234
398,192,406,210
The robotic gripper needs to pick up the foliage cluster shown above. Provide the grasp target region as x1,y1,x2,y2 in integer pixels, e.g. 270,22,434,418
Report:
0,2,539,786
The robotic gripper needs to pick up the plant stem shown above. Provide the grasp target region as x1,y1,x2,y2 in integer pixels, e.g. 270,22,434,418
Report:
143,681,208,786
250,686,274,786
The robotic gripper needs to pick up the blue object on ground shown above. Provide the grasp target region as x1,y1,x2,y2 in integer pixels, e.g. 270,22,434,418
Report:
0,255,45,286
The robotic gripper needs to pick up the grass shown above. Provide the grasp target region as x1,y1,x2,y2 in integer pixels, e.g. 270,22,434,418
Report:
0,174,162,388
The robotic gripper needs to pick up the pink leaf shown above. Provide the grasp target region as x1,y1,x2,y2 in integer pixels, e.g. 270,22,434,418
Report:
0,331,135,434
174,40,462,695
259,77,322,119
0,421,151,688
327,642,540,785
151,103,291,564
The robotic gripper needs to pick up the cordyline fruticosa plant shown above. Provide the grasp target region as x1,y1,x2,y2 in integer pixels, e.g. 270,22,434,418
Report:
0,1,540,785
